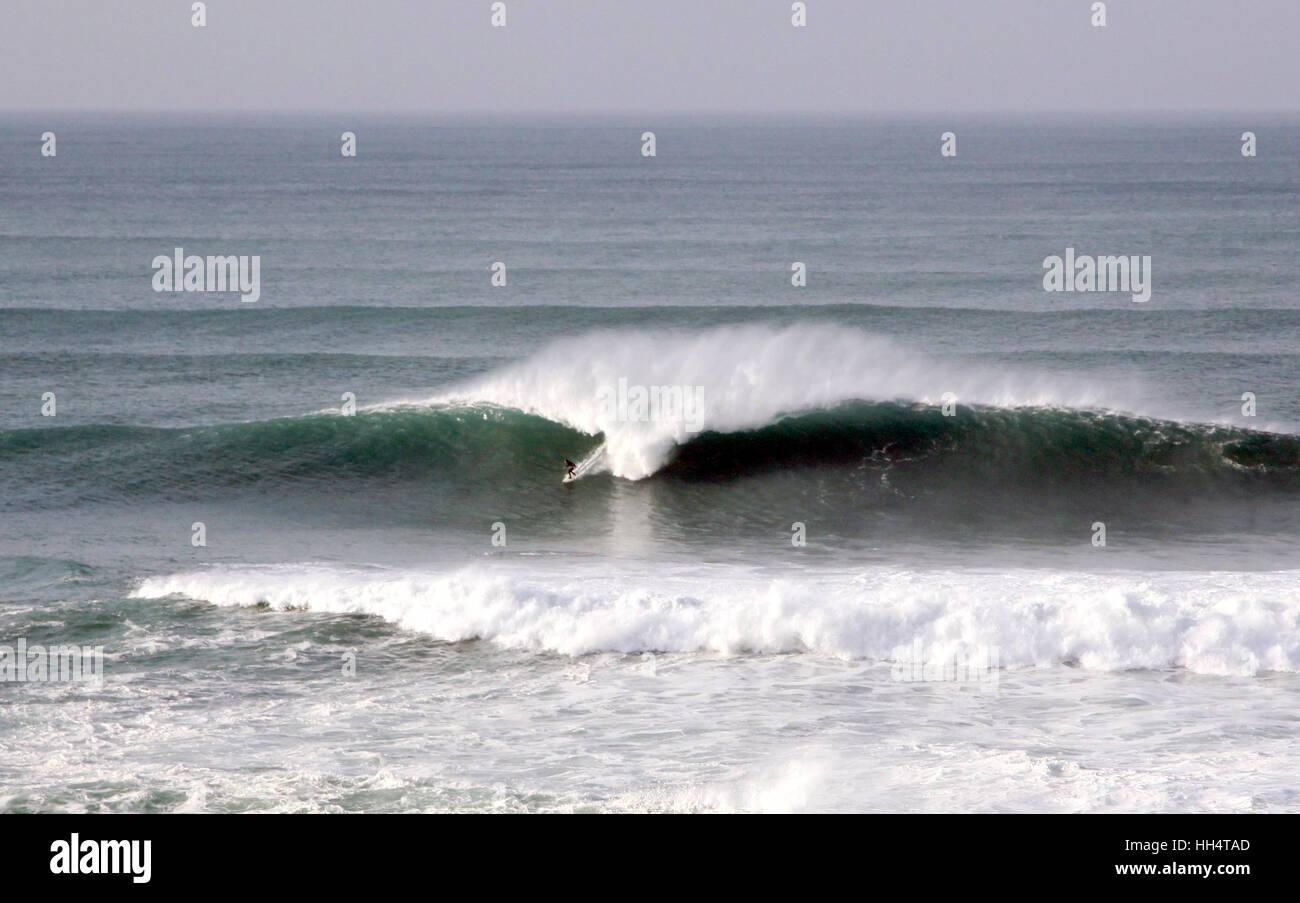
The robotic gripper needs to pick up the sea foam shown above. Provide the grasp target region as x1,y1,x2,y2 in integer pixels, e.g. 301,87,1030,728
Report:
132,564,1300,676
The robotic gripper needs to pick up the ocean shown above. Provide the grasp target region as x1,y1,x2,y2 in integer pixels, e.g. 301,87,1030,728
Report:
1,112,1298,812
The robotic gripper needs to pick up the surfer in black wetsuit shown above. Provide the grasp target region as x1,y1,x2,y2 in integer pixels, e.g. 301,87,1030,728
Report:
564,459,578,479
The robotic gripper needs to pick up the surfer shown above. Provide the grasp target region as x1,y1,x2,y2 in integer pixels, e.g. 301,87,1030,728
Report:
564,458,578,480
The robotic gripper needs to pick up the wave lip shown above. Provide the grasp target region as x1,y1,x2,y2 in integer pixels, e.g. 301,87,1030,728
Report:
132,565,1300,676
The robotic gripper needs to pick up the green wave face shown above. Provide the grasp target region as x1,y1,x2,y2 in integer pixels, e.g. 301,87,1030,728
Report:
0,407,593,510
3,403,1298,547
669,402,1300,484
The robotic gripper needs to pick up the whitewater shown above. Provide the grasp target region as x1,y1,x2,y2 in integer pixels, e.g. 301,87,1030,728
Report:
132,564,1300,675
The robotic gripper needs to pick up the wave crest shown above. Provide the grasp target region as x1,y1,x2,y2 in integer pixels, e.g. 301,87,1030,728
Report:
428,324,1139,479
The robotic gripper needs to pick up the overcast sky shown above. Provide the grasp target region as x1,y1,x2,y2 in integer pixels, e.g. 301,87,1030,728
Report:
2,0,1297,112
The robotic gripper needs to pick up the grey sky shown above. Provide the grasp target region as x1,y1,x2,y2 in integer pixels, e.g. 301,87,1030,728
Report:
2,0,1297,112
